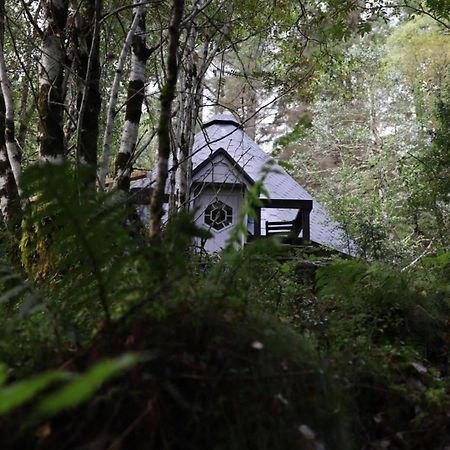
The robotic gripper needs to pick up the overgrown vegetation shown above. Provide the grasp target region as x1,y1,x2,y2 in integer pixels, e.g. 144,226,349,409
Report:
0,166,448,449
0,1,448,449
280,16,450,264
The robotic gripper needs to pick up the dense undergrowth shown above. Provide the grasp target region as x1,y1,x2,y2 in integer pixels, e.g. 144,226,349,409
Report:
0,166,449,449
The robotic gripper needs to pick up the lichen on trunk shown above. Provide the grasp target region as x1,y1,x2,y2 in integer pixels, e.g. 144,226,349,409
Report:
38,0,69,163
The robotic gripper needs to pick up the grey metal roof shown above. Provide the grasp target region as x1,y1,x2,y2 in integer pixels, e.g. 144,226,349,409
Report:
203,114,242,129
193,114,355,255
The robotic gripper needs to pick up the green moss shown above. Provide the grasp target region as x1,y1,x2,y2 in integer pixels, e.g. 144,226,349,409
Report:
19,207,54,281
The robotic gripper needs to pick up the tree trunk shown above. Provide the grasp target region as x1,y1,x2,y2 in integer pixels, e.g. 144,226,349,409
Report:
0,0,21,191
74,0,102,183
175,0,232,209
99,6,141,190
149,0,185,240
113,3,150,193
176,23,197,210
17,75,30,151
0,92,20,235
38,0,69,163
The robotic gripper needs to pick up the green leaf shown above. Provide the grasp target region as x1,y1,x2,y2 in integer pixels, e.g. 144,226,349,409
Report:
38,354,140,415
0,371,71,415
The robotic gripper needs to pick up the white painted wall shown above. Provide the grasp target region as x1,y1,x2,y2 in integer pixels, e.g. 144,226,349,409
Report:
193,186,244,253
192,153,248,186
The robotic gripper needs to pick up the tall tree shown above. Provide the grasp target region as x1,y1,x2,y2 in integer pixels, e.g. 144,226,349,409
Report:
150,0,185,239
73,0,102,182
113,2,151,192
0,91,20,235
38,0,69,163
0,0,21,239
0,0,21,190
99,6,142,190
171,0,233,210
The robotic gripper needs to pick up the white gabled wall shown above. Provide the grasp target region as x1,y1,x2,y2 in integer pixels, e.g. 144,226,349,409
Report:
191,151,252,253
193,186,244,253
192,152,252,188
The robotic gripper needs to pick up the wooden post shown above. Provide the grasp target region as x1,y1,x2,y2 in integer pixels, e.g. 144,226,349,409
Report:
254,206,261,238
301,209,310,241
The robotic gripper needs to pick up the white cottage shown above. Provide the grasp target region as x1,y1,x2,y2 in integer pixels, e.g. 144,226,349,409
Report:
134,114,354,255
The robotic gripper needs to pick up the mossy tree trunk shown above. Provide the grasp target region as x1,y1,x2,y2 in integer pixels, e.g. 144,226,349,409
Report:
74,0,102,184
150,0,185,240
38,0,69,164
113,3,151,193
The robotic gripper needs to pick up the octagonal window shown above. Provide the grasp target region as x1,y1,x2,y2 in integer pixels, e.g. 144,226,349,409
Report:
204,200,233,231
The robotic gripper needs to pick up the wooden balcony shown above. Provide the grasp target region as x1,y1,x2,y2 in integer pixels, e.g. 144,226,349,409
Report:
251,198,313,244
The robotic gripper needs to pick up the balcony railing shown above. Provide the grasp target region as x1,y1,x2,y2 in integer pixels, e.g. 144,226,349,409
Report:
252,198,313,243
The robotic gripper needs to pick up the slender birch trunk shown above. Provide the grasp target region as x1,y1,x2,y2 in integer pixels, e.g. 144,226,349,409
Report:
0,56,21,191
17,5,41,152
150,0,185,240
74,0,102,182
0,92,20,234
38,0,69,163
113,3,150,193
99,8,141,190
63,61,77,148
17,76,29,151
0,0,21,191
168,136,178,213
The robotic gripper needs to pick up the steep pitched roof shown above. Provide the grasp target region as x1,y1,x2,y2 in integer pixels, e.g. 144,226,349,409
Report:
193,114,355,255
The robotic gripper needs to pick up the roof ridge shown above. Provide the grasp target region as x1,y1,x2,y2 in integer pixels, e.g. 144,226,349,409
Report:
203,114,242,129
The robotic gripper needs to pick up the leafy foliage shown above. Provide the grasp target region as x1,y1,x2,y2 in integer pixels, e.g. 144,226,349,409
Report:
17,165,149,348
0,164,448,449
0,3,449,449
315,258,450,448
276,18,449,263
0,354,140,416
